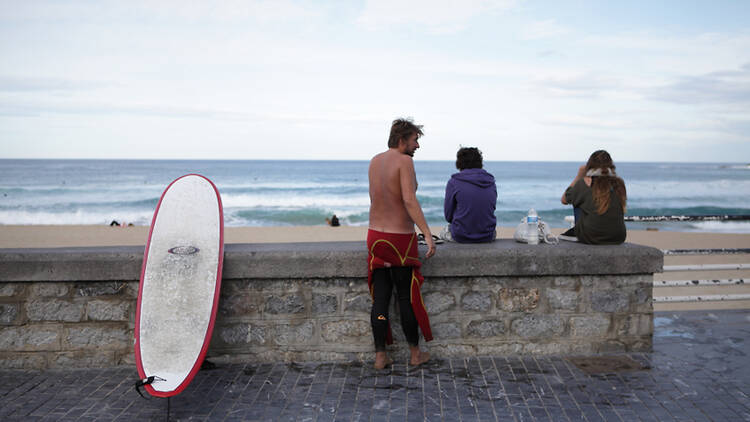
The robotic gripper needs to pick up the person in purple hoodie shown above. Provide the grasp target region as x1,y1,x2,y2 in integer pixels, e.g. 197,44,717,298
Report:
442,147,497,243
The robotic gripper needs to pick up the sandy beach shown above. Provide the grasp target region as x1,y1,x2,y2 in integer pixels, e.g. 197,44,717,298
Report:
1,225,748,311
0,224,748,250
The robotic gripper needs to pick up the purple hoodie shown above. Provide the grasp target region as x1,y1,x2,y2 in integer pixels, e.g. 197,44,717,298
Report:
444,168,497,243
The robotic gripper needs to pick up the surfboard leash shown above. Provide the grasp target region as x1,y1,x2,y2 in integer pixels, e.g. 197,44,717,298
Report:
134,375,166,399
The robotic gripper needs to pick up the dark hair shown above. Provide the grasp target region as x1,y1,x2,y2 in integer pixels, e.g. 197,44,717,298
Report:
585,150,627,215
388,118,424,148
456,147,483,170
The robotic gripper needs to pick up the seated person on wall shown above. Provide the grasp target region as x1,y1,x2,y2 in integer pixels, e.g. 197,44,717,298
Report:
560,150,627,244
441,147,497,243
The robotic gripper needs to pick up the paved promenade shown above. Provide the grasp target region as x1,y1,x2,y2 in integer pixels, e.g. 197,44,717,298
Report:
1,310,748,421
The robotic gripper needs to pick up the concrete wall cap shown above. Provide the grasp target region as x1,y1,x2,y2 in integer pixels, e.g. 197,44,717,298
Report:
0,240,663,282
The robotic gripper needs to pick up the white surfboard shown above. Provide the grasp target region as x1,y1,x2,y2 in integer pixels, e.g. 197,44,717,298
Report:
135,174,224,397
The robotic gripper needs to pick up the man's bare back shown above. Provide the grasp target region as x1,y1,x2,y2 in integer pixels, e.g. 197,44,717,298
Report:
368,132,435,258
368,149,416,233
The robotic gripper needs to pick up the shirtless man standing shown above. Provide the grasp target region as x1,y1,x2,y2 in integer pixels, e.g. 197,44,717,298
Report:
367,118,435,369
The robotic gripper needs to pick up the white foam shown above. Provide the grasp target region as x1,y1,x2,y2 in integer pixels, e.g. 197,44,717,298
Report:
687,221,750,233
221,193,371,209
0,209,153,225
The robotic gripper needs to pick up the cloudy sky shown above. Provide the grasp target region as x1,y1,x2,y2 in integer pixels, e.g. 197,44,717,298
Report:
1,0,749,161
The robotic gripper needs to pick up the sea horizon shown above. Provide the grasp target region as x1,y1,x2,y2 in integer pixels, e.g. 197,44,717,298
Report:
1,159,748,233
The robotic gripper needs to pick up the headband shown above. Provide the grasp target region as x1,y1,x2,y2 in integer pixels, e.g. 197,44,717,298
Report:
586,168,617,177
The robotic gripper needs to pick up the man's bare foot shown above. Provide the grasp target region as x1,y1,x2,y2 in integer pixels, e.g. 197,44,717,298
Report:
374,352,393,369
409,347,430,366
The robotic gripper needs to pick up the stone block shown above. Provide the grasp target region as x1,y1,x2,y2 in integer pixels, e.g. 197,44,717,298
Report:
51,351,116,368
321,320,370,343
344,294,371,313
274,321,314,346
580,275,596,288
476,343,524,355
0,303,20,324
570,315,610,337
0,352,48,369
616,314,653,337
423,292,456,314
597,340,626,353
30,283,70,297
510,315,564,339
498,288,539,312
65,326,130,350
461,292,492,312
123,282,140,299
219,293,260,317
0,283,23,297
590,290,630,313
432,322,461,339
428,344,477,358
312,294,338,314
547,289,580,310
627,338,652,352
118,349,136,365
218,323,266,345
553,276,580,288
0,326,60,351
87,300,130,321
27,299,85,322
265,294,305,314
467,319,506,338
635,285,652,304
76,282,126,297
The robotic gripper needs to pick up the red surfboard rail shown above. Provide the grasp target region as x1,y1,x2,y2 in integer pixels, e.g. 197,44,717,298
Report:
134,173,224,398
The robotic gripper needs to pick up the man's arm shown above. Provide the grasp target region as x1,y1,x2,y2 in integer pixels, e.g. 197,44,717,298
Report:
399,156,435,259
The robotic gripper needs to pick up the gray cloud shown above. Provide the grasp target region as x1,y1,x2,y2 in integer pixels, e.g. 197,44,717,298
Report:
649,64,750,104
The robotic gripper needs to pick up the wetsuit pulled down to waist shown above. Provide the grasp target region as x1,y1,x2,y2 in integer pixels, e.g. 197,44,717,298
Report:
367,229,433,347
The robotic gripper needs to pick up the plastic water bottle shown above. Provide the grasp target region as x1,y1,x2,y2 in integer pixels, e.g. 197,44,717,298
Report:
526,208,539,244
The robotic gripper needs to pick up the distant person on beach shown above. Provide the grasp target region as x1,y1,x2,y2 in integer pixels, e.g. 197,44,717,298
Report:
367,118,434,369
561,150,627,244
325,214,340,226
441,147,497,243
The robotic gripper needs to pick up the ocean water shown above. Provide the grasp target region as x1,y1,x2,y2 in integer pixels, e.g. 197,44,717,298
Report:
1,159,749,233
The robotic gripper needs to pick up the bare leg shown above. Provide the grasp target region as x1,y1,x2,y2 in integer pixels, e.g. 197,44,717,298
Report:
409,345,430,366
374,351,393,369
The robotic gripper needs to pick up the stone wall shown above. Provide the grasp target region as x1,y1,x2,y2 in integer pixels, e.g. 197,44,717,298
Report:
0,240,662,369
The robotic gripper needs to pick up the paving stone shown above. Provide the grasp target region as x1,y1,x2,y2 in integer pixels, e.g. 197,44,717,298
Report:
0,309,747,422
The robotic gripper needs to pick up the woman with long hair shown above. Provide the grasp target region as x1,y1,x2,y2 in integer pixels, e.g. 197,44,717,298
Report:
560,150,627,244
